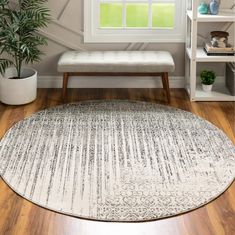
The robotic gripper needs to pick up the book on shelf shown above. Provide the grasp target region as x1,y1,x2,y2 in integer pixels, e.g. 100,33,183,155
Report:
204,43,235,56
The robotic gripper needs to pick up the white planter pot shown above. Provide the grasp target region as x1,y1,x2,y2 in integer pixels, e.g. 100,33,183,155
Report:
202,84,213,92
0,67,37,105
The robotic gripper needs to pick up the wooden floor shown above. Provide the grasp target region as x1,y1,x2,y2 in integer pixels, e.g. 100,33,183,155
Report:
0,89,234,235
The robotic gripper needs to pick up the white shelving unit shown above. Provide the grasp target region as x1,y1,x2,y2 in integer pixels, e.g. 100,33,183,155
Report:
185,1,235,101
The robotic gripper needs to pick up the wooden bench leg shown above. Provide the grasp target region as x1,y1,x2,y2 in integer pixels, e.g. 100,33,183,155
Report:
161,72,171,103
62,73,69,101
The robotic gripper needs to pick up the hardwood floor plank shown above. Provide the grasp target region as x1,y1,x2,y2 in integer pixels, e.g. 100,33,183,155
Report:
0,88,234,235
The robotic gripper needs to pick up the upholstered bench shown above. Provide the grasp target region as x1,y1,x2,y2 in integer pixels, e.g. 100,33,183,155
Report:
58,51,175,102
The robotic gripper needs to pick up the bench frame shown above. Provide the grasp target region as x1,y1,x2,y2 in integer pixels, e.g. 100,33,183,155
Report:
62,72,171,102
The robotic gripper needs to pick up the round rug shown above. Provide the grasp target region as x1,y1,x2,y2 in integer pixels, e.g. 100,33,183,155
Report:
0,101,234,222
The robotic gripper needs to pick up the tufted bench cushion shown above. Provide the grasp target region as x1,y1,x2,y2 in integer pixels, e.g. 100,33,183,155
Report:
58,51,175,73
58,51,175,102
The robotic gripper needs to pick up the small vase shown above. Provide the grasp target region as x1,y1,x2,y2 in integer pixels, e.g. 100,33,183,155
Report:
198,2,209,14
210,0,219,15
202,84,213,92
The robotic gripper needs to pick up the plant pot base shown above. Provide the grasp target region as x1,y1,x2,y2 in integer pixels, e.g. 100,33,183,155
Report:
0,67,37,105
202,84,213,92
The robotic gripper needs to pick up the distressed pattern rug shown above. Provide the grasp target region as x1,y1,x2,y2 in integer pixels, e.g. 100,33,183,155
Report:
0,101,234,222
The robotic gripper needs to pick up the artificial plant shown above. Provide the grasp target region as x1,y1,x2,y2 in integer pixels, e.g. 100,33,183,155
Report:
200,70,216,85
0,0,50,78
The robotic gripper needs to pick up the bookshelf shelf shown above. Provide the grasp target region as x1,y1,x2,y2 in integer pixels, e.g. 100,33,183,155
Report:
186,47,235,62
186,84,235,101
187,9,235,22
185,1,235,101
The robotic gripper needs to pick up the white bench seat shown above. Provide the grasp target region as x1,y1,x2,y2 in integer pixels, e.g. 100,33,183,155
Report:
58,51,175,73
58,51,175,102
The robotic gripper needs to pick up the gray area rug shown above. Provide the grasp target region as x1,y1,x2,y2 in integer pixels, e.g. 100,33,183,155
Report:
0,101,234,222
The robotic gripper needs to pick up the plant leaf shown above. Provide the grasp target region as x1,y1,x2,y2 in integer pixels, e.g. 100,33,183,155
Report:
0,59,13,75
0,0,50,70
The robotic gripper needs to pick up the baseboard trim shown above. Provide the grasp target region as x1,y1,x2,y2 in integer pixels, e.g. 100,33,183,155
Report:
38,76,185,88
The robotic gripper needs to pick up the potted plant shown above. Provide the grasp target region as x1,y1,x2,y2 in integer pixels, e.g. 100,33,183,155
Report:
0,0,50,105
200,70,216,92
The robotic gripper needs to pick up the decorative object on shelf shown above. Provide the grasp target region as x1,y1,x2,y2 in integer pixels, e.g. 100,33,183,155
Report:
211,31,229,48
209,0,220,15
0,0,50,105
226,63,235,96
200,70,216,92
198,2,209,14
204,31,235,56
